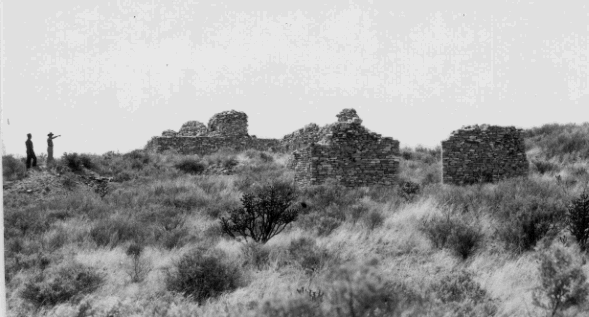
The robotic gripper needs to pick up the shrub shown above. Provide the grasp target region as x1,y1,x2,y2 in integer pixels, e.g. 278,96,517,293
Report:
420,214,456,249
123,149,151,166
89,218,146,248
126,243,150,283
166,249,242,303
362,210,385,230
4,206,49,236
447,222,484,260
61,152,94,172
241,242,271,270
297,204,345,236
174,158,206,175
400,181,421,201
288,237,331,274
421,214,483,259
533,245,589,316
532,160,559,175
497,210,558,254
221,181,300,243
434,271,498,316
2,155,26,181
20,262,104,307
327,264,420,317
566,192,589,251
435,271,489,303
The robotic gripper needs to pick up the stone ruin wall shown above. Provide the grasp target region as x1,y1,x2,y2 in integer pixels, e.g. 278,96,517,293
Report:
145,110,280,156
146,136,280,155
441,125,529,185
289,109,400,187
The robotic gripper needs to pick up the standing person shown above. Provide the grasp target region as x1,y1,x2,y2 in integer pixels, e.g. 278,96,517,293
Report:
25,133,37,169
47,132,61,163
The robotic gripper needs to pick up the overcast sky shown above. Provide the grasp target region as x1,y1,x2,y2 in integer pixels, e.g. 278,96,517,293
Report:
1,1,588,156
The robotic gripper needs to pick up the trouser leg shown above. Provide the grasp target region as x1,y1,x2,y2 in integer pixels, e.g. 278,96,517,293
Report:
32,153,37,167
48,147,54,162
26,155,32,169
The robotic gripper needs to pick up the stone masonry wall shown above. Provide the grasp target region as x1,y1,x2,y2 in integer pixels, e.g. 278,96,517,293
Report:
145,136,280,156
291,109,400,187
441,125,529,185
207,110,248,137
147,110,279,155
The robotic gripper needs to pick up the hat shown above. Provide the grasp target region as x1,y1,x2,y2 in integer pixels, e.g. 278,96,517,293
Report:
48,132,54,136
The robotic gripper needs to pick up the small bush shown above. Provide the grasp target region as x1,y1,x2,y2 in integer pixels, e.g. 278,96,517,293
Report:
166,249,242,303
447,222,484,260
123,149,151,166
435,271,489,304
362,210,385,230
221,181,300,243
400,181,421,201
2,155,26,181
497,210,559,254
420,214,456,249
288,237,330,274
532,160,559,175
174,158,206,175
20,262,104,307
89,218,146,248
4,206,50,236
126,243,150,283
241,242,271,270
61,152,94,172
566,192,589,251
533,244,589,316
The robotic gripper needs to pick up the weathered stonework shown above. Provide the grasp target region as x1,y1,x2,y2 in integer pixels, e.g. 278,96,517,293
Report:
146,110,279,156
290,109,400,187
441,125,529,185
178,121,208,136
282,123,324,151
162,129,177,137
207,110,248,137
146,136,280,155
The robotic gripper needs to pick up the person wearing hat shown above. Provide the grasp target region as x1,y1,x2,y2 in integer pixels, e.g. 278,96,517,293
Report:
25,133,37,169
47,132,61,163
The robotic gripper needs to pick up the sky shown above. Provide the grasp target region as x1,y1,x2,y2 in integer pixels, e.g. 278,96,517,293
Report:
1,0,588,156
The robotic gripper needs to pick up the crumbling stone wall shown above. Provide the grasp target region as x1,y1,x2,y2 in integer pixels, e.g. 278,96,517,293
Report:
146,136,280,155
282,123,324,151
441,125,529,185
290,109,400,187
207,110,248,137
161,129,177,137
178,121,208,136
147,110,279,156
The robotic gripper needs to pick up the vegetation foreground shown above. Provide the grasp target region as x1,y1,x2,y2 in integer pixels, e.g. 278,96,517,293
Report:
3,122,589,317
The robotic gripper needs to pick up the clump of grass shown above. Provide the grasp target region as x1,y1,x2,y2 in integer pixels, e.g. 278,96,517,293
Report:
532,159,559,175
20,261,104,307
288,237,331,274
420,214,483,259
174,157,206,175
89,218,146,248
165,248,242,303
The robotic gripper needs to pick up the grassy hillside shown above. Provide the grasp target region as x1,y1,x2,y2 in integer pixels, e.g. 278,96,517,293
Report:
3,124,589,317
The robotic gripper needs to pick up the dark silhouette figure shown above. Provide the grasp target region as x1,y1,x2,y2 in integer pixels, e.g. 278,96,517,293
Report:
25,133,37,169
47,132,61,163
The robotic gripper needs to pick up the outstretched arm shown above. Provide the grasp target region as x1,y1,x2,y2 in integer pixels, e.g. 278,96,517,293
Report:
52,135,61,139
